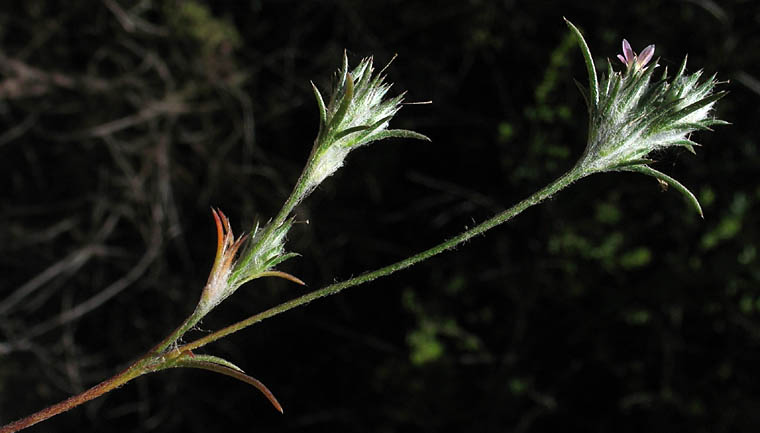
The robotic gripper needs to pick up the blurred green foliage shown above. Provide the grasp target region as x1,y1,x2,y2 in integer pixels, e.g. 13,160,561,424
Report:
167,0,241,55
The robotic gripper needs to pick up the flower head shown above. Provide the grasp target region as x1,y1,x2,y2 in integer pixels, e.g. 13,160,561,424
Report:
304,52,429,191
198,209,302,315
582,48,724,176
565,19,727,216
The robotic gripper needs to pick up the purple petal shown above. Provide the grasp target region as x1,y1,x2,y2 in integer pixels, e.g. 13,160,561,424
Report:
638,44,655,67
617,54,627,65
622,39,634,64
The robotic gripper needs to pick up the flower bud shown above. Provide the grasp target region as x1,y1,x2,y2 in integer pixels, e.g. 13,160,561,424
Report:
304,53,429,192
198,209,302,316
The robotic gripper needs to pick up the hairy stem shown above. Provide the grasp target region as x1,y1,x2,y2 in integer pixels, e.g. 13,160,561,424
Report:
252,150,317,253
178,167,584,353
1,166,582,433
0,360,148,433
0,310,205,432
150,308,205,354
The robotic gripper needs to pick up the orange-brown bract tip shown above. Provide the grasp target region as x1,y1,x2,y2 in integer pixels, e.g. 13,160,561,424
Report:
285,273,307,286
260,271,307,286
211,208,224,253
221,210,232,233
257,379,284,413
222,233,248,270
251,376,283,414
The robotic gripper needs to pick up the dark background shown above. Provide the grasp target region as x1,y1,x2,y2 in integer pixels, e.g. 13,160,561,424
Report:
1,1,758,432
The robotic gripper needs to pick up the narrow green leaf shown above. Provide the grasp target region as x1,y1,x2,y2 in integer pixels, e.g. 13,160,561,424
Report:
618,62,659,109
638,76,670,110
600,74,622,116
706,119,731,126
327,51,350,109
683,69,704,91
669,138,701,147
183,354,245,372
604,59,614,94
667,138,702,154
366,114,395,131
263,251,300,270
271,219,294,240
693,72,718,96
352,58,374,95
623,165,703,217
338,50,349,92
676,54,688,78
328,72,354,132
371,129,431,142
641,98,690,130
675,91,726,119
660,65,669,81
609,159,656,169
153,352,246,373
310,81,327,130
564,18,599,109
664,122,714,134
334,124,372,141
346,114,396,145
175,359,284,413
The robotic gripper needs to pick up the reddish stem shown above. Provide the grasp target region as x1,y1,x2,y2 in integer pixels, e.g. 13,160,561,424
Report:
0,362,143,433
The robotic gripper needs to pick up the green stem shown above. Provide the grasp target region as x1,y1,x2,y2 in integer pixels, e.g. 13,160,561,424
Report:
254,145,321,251
0,166,582,433
178,168,584,353
272,167,311,228
150,308,205,354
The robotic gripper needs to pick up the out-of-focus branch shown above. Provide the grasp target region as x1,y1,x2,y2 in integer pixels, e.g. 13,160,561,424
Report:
0,54,109,99
102,0,168,36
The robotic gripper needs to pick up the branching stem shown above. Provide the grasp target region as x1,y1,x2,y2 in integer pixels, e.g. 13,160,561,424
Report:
177,167,584,353
0,165,584,433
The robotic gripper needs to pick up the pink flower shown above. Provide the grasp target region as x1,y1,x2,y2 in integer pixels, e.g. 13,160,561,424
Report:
617,39,655,69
